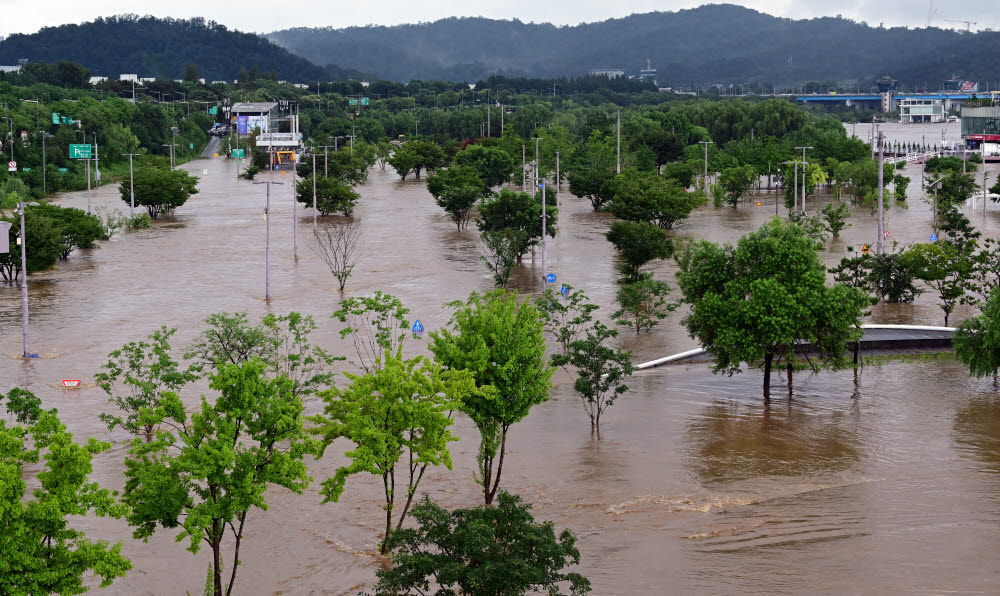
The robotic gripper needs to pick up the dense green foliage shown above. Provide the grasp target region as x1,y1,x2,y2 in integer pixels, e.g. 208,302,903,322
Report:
121,166,199,218
376,491,590,595
0,15,332,81
0,409,132,595
954,287,1000,382
268,6,998,87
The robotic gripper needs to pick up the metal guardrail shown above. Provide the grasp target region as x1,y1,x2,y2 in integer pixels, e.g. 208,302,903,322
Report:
634,324,957,370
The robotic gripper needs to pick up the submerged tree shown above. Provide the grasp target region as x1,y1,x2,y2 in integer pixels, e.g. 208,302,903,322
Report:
677,218,869,397
561,321,634,437
429,290,553,505
954,287,1000,386
312,218,364,291
310,353,474,554
376,491,590,596
122,360,313,596
0,409,132,595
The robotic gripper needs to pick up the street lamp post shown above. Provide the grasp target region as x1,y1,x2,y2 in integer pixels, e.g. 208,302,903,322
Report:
699,141,714,196
522,145,526,191
875,131,885,255
38,131,54,194
122,153,140,216
253,180,284,300
312,153,318,234
794,146,813,211
616,110,621,174
927,177,943,232
17,201,42,358
540,180,547,278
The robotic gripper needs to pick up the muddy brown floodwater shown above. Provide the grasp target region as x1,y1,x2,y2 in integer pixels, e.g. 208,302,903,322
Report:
3,155,1000,595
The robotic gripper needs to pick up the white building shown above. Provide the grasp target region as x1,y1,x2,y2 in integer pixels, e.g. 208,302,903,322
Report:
89,76,108,84
899,98,946,123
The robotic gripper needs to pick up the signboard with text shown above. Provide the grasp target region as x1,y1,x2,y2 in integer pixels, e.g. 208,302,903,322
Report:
69,144,92,159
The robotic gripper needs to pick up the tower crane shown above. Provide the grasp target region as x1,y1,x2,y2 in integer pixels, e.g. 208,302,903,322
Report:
943,19,977,32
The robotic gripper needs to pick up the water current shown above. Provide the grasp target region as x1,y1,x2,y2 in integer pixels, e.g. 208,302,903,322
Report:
2,132,1000,593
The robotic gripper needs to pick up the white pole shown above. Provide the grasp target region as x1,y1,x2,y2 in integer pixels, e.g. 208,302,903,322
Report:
616,110,621,174
312,153,318,234
292,159,299,260
541,181,547,278
19,202,33,358
877,130,885,255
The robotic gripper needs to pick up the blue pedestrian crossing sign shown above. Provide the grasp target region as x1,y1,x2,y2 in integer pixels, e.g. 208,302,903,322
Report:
412,319,424,333
546,273,556,283
559,284,569,295
930,233,938,242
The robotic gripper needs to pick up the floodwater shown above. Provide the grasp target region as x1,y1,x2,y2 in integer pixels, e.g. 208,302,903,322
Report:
3,156,1000,594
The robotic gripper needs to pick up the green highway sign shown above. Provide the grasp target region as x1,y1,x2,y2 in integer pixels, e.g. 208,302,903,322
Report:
52,113,59,124
209,106,218,115
189,143,194,149
233,149,244,159
58,168,68,174
361,97,369,106
69,144,92,159
349,99,358,106
52,113,75,125
22,168,31,172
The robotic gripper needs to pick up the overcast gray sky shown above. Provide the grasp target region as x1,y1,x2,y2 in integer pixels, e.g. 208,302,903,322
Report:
2,0,998,37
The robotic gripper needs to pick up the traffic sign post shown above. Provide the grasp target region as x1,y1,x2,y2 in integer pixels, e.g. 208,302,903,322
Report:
69,144,92,159
930,233,938,242
546,273,556,283
7,161,15,172
61,379,81,388
412,319,424,337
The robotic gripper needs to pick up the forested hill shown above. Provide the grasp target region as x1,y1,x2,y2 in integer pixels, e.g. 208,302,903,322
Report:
0,15,341,82
267,4,1000,86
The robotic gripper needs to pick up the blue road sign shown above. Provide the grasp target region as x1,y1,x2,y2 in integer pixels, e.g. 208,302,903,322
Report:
539,182,544,189
546,273,556,283
930,233,938,242
412,319,424,333
559,284,569,295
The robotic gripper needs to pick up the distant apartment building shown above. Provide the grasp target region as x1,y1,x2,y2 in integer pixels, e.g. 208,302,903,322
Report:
961,99,1000,157
899,98,945,123
89,76,108,84
119,74,138,82
589,69,625,79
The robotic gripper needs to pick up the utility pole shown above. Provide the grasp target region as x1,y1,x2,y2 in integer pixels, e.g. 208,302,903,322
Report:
876,130,885,255
522,145,526,191
312,153,318,234
794,146,813,210
17,200,41,358
555,151,560,216
122,153,140,216
81,131,92,214
616,110,621,174
699,141,714,196
487,89,491,137
38,131,53,194
350,124,355,155
253,179,283,300
292,159,299,260
540,180,547,278
984,168,991,213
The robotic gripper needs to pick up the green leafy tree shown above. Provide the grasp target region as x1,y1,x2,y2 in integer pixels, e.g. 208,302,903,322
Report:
718,165,757,207
612,274,675,333
429,290,553,505
477,189,556,262
630,127,685,172
121,166,199,219
480,228,526,288
2,387,43,424
95,326,199,439
820,202,851,238
677,218,869,396
606,220,673,283
185,311,339,398
310,352,474,554
567,168,615,211
0,410,132,595
561,321,634,437
333,291,412,373
183,62,200,82
426,165,487,230
296,175,360,216
405,140,447,179
936,171,978,213
32,203,105,258
954,287,1000,385
452,144,516,189
0,210,62,282
389,148,419,180
376,491,590,596
903,242,976,326
122,360,314,596
893,174,910,201
609,168,706,229
533,284,599,357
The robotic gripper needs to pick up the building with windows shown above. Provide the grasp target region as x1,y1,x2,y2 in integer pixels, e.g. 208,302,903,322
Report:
961,100,1000,158
899,98,945,123
589,69,625,79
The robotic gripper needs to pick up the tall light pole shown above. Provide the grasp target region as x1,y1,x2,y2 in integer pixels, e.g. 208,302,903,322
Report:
253,180,283,300
699,141,714,196
38,131,53,194
17,200,41,358
540,180,547,278
794,146,813,210
522,145,526,191
928,177,943,232
312,152,318,234
79,130,92,214
876,130,885,255
122,153,140,216
555,151,560,217
984,168,991,213
292,158,299,260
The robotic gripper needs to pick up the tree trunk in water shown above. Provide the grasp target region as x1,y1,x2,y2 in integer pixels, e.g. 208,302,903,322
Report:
786,360,793,389
853,341,860,368
763,353,773,398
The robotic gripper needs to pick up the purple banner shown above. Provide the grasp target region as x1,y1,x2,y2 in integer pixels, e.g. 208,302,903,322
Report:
237,116,248,135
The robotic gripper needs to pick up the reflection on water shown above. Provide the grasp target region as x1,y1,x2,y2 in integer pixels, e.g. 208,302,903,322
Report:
2,158,1000,594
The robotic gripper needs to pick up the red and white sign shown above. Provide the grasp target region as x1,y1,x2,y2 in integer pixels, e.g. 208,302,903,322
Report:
61,379,81,388
7,161,15,172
